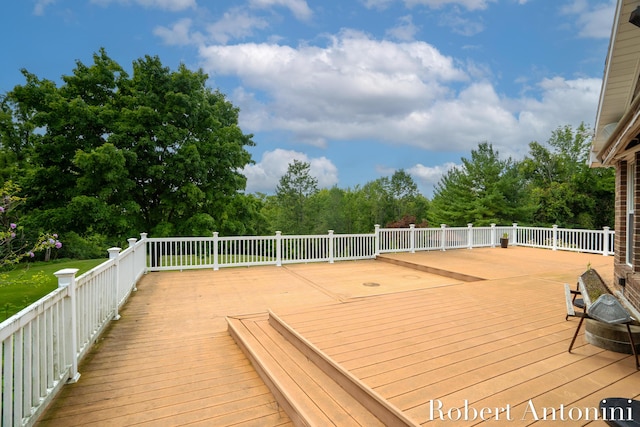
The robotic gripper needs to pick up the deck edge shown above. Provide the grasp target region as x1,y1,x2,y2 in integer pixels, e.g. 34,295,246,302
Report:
376,254,484,282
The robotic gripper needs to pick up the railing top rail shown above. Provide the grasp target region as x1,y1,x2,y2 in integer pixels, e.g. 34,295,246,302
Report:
218,234,275,240
76,257,115,282
0,285,68,340
146,236,215,242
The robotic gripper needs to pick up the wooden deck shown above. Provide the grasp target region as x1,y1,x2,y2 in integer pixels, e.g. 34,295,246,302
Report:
35,247,639,426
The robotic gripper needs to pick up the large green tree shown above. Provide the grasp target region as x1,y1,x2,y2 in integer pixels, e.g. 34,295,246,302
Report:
520,123,614,228
1,48,254,240
430,142,530,226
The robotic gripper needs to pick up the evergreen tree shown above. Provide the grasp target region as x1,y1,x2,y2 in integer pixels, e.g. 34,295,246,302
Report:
430,142,530,226
275,160,319,234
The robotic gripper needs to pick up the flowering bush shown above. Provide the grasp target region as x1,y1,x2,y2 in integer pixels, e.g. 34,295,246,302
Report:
0,181,61,267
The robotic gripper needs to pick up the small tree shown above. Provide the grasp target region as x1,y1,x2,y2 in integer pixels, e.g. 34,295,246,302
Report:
275,160,319,234
386,215,428,228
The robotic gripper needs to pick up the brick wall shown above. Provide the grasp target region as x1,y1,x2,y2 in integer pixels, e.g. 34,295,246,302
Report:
613,159,640,311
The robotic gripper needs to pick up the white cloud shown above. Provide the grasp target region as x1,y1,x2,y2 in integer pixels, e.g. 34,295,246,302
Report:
152,9,271,46
362,0,496,10
33,0,55,15
249,0,313,20
386,15,420,41
405,0,496,10
561,0,616,39
243,149,338,193
199,30,601,176
408,162,458,183
439,11,485,36
207,9,270,44
407,162,458,195
90,0,196,11
361,0,395,10
154,18,202,46
199,31,468,137
513,76,601,142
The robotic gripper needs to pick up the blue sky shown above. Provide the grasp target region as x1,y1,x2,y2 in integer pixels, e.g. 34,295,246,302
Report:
1,0,615,196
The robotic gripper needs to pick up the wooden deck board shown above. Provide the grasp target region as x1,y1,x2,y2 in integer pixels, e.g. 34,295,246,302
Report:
304,304,564,370
477,361,638,426
365,334,572,392
319,307,562,364
36,247,635,426
35,274,299,427
272,255,636,426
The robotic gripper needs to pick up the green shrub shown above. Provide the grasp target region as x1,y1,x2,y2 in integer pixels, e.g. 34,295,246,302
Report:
58,232,110,259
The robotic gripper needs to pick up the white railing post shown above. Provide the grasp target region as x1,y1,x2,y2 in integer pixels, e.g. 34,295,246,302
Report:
512,223,518,246
276,231,282,267
603,226,611,256
127,238,137,291
410,224,416,253
467,223,473,249
328,230,334,263
54,268,81,383
440,224,447,251
490,223,496,247
374,225,380,256
140,233,148,275
213,232,219,271
108,247,121,320
552,225,558,251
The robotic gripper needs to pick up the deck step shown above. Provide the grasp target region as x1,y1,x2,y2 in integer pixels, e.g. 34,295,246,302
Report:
227,313,418,427
376,254,484,282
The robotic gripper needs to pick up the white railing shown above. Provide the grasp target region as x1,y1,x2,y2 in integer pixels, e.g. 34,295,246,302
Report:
0,224,615,426
146,223,614,271
0,235,147,427
516,225,614,255
147,230,379,271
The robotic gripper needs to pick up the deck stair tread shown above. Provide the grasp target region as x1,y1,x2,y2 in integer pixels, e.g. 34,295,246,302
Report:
227,313,414,426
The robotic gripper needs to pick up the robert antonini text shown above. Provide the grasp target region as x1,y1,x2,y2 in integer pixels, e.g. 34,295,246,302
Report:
427,399,634,422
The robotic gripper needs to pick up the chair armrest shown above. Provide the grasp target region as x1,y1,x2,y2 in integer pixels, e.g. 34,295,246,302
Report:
564,283,576,317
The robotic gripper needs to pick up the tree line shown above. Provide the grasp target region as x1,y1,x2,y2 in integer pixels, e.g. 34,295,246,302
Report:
268,123,613,236
0,50,614,258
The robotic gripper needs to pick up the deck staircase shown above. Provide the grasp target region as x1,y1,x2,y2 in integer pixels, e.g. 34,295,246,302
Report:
227,310,419,427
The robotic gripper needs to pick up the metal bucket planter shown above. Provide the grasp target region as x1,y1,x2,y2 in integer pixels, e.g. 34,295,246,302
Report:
585,319,640,354
579,269,640,354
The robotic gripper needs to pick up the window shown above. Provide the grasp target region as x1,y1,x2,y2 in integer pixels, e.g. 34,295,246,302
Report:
628,162,635,266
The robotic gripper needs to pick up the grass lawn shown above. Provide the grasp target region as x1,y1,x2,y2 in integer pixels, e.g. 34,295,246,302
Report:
0,258,106,322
